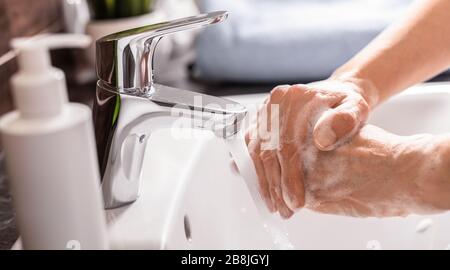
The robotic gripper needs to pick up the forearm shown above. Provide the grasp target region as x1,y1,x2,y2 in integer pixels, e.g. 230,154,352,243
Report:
332,0,450,106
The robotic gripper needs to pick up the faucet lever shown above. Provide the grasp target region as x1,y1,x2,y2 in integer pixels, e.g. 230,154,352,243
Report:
96,11,228,94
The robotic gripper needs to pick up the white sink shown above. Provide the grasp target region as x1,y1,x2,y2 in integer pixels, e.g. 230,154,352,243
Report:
91,83,450,249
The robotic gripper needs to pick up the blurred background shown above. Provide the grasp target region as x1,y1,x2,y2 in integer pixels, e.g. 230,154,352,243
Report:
0,0,449,250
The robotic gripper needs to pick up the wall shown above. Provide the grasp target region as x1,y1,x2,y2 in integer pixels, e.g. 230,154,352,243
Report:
0,0,62,116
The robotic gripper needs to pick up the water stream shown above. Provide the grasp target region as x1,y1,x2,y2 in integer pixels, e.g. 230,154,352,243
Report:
225,133,294,249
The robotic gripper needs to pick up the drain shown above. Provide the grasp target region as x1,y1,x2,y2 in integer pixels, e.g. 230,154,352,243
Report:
184,215,192,243
139,134,146,143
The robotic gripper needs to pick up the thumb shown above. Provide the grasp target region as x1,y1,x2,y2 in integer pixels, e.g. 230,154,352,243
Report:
313,98,369,151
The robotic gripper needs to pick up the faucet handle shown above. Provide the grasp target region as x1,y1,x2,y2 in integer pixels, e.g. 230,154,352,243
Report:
96,11,228,94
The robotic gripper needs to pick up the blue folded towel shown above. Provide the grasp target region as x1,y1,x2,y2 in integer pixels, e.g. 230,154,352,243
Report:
195,0,414,83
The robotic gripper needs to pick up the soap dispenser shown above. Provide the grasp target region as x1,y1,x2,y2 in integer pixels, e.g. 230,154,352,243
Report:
0,34,108,250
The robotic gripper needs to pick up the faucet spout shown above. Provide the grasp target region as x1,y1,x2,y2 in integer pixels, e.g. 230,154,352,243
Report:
93,82,247,209
148,84,247,137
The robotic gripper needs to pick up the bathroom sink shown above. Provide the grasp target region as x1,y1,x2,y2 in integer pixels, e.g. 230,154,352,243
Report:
106,128,276,249
104,82,450,250
14,83,450,250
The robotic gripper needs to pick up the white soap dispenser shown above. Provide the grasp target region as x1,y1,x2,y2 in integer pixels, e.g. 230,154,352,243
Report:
0,34,108,250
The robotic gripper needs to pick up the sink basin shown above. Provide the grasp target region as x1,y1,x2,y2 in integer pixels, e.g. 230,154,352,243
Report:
104,82,450,250
13,83,450,250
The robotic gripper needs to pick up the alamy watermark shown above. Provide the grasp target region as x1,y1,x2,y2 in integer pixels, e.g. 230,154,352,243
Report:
66,240,81,250
169,95,280,150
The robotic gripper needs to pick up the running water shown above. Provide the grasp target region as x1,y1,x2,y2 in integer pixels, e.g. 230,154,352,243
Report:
225,133,294,250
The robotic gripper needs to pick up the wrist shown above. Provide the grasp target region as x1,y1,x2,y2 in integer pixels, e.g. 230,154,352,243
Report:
393,134,450,214
330,70,380,110
351,128,443,216
418,136,450,212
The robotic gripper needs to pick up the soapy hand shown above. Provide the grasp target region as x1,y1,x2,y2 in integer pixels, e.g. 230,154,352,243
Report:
247,82,450,217
304,125,450,217
246,79,376,218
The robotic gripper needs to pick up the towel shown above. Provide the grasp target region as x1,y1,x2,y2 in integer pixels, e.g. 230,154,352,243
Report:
195,0,414,83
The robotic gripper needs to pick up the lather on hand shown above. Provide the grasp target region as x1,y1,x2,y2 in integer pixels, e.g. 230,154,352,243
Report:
247,81,450,218
245,78,376,218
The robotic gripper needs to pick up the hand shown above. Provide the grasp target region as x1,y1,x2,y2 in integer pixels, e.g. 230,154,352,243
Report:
246,78,377,218
309,78,378,151
304,125,450,217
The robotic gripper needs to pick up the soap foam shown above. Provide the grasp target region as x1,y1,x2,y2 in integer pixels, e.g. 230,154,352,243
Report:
300,105,347,208
225,133,294,250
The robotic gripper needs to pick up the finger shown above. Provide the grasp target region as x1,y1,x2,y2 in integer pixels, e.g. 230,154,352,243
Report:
274,190,294,219
313,97,369,151
248,139,276,213
245,123,256,145
245,86,285,145
260,151,294,219
265,85,296,218
260,149,293,218
244,86,289,213
270,85,290,101
276,87,310,212
256,85,290,142
278,146,305,212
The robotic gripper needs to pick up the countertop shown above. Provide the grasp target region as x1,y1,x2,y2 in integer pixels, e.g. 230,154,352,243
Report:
1,52,450,249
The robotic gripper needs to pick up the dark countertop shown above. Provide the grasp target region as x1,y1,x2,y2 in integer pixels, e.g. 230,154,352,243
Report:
0,153,15,250
1,51,450,250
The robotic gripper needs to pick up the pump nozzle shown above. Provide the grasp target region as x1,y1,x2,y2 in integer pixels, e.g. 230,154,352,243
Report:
11,34,91,73
10,34,92,118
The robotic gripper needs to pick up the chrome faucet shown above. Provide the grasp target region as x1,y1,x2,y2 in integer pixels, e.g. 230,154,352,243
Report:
93,11,247,209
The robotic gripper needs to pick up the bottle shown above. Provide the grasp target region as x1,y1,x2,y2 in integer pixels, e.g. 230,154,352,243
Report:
0,34,108,250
